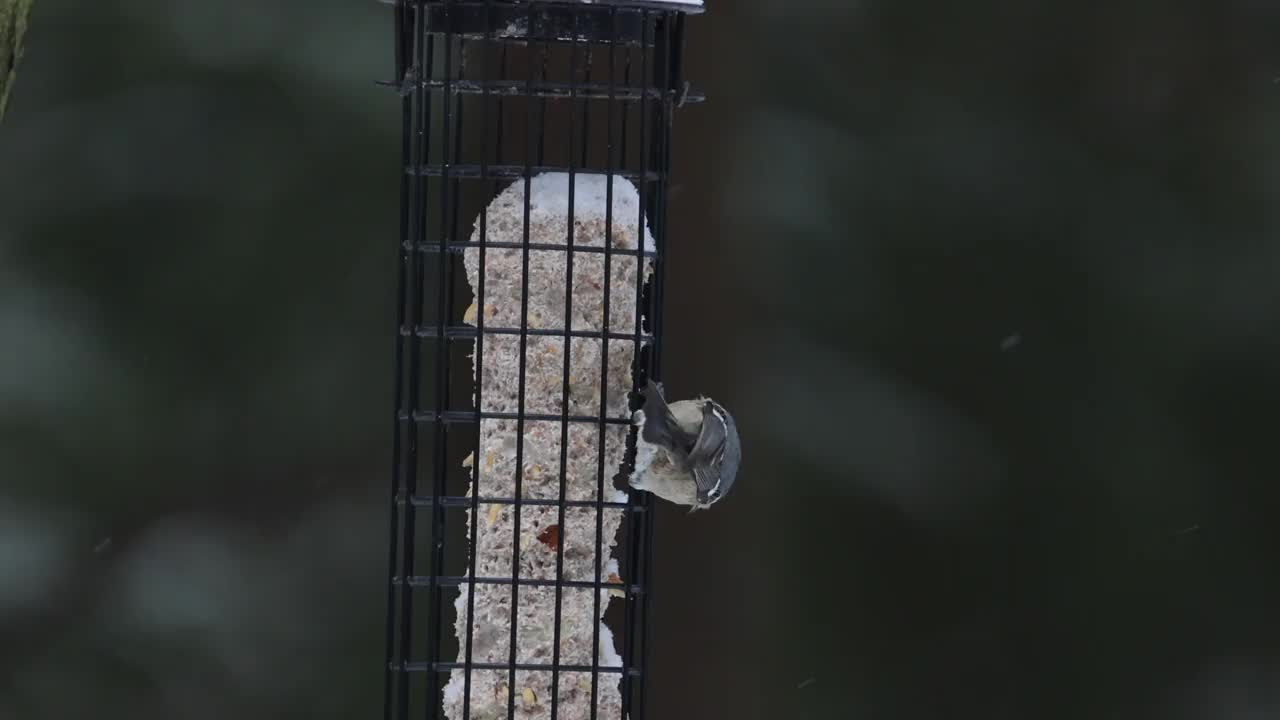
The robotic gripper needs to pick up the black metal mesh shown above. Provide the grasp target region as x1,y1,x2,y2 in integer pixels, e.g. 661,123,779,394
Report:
381,3,701,720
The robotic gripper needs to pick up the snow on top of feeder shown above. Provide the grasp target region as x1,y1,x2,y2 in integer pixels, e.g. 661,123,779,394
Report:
520,172,657,254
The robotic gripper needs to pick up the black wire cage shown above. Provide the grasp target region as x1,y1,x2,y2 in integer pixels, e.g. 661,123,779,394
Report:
381,2,703,720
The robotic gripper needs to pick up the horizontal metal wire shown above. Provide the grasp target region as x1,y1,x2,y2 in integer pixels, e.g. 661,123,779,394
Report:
398,409,635,425
378,0,702,9
413,7,658,47
377,78,703,104
378,0,704,15
416,0,705,11
405,163,660,183
399,494,638,510
392,661,637,676
393,575,639,593
402,324,653,343
408,240,657,259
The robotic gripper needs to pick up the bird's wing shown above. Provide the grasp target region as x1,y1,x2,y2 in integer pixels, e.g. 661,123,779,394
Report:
640,379,698,460
687,402,728,499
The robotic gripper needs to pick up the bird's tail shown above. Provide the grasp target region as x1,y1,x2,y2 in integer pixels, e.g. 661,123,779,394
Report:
640,380,675,448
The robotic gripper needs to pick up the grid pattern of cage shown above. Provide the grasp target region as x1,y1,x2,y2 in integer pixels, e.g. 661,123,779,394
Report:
381,3,700,720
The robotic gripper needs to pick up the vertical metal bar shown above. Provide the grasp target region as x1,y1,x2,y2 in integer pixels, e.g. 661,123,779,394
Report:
579,39,595,170
449,39,468,256
620,10,651,719
507,5,539,718
494,41,509,167
384,2,415,719
549,13,582,718
649,16,675,383
636,19,674,719
462,9,493,719
398,2,435,718
536,32,551,167
589,9,618,720
618,40,632,172
424,10,457,719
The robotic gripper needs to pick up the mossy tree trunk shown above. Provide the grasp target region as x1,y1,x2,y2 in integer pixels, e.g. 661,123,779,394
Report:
0,0,33,121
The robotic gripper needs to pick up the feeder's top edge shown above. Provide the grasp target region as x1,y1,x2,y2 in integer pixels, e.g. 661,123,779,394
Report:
575,0,704,11
384,0,706,14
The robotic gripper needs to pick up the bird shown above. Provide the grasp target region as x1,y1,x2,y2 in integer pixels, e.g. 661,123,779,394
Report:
629,379,741,511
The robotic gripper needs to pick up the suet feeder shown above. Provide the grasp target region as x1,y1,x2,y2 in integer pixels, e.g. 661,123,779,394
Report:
380,2,703,720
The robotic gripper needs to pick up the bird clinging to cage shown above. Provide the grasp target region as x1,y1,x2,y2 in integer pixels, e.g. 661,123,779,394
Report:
630,380,741,511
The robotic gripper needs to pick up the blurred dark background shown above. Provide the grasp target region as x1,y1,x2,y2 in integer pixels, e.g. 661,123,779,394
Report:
5,1,1280,718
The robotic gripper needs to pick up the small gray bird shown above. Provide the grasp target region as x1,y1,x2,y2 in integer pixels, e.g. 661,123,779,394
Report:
629,380,741,511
